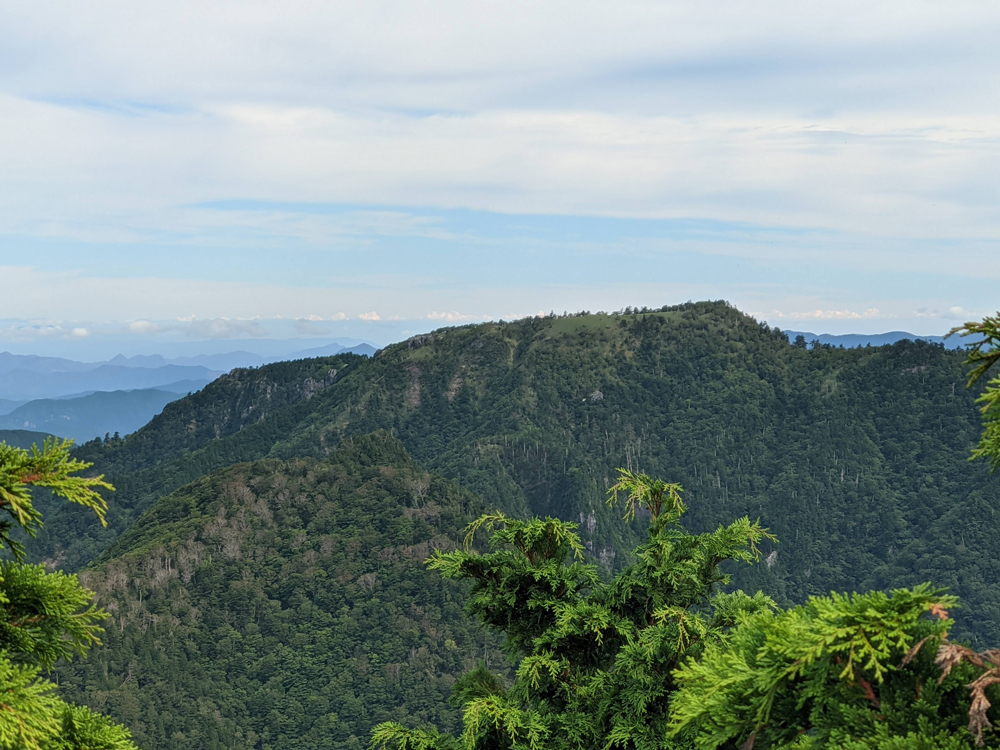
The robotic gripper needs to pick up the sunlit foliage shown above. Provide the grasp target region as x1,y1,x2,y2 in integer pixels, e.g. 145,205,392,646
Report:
0,438,134,750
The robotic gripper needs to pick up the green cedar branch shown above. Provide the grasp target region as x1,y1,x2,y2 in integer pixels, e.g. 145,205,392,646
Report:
0,438,113,560
951,312,1000,472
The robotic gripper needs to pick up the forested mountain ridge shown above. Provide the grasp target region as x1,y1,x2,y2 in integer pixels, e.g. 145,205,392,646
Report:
30,302,1000,641
74,354,362,475
265,302,997,638
28,354,366,569
57,433,496,750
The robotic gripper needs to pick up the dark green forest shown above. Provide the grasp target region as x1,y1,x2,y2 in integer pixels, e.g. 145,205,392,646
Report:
7,301,999,748
58,434,499,750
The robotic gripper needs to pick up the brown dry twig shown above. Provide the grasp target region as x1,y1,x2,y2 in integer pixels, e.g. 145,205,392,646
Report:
936,642,982,684
901,636,931,667
968,671,1000,746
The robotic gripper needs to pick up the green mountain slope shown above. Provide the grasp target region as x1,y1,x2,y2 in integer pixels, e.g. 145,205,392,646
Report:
57,433,496,750
29,354,366,569
34,302,1000,640
266,304,998,639
73,355,361,476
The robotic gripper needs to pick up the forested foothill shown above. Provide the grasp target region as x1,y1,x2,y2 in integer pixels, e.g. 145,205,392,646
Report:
1,301,999,749
59,434,495,750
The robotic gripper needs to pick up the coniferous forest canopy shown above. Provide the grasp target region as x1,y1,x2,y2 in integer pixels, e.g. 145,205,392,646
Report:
1,301,999,749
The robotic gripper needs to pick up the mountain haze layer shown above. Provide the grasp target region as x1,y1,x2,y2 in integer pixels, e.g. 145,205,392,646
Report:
0,364,221,402
0,341,374,402
0,389,188,443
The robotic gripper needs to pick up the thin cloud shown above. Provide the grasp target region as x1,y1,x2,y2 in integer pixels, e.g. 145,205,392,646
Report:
756,308,885,321
127,320,164,334
792,308,883,321
942,306,980,321
0,322,94,341
183,318,269,339
294,318,331,335
427,311,477,322
125,316,270,339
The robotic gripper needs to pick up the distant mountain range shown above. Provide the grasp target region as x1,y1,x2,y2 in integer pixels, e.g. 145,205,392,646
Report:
0,429,55,449
0,341,377,441
104,352,265,370
103,342,378,369
0,341,378,402
783,330,964,349
0,388,190,443
0,364,222,402
0,336,380,365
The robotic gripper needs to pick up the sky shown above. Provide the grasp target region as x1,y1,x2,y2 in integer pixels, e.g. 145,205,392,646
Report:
1,0,998,356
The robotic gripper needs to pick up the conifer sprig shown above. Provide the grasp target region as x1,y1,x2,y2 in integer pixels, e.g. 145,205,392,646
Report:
951,312,1000,472
607,469,685,522
0,438,113,559
0,438,134,750
668,585,971,749
379,468,778,750
0,562,108,669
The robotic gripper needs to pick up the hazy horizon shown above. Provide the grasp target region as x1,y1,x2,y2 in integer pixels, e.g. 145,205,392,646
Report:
0,309,967,362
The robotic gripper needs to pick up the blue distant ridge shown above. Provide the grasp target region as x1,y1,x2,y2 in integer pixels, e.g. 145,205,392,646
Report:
783,330,964,349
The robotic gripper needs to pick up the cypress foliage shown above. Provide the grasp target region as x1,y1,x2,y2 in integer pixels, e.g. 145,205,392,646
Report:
372,469,776,750
374,469,1000,749
0,438,136,750
668,587,997,748
952,312,1000,472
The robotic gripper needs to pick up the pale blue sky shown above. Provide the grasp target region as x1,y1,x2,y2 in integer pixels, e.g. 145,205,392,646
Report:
1,1,998,354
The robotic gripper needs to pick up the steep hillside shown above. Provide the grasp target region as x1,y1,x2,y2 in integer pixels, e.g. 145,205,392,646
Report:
266,303,998,638
34,302,1000,640
58,433,496,750
73,354,363,475
29,354,367,569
